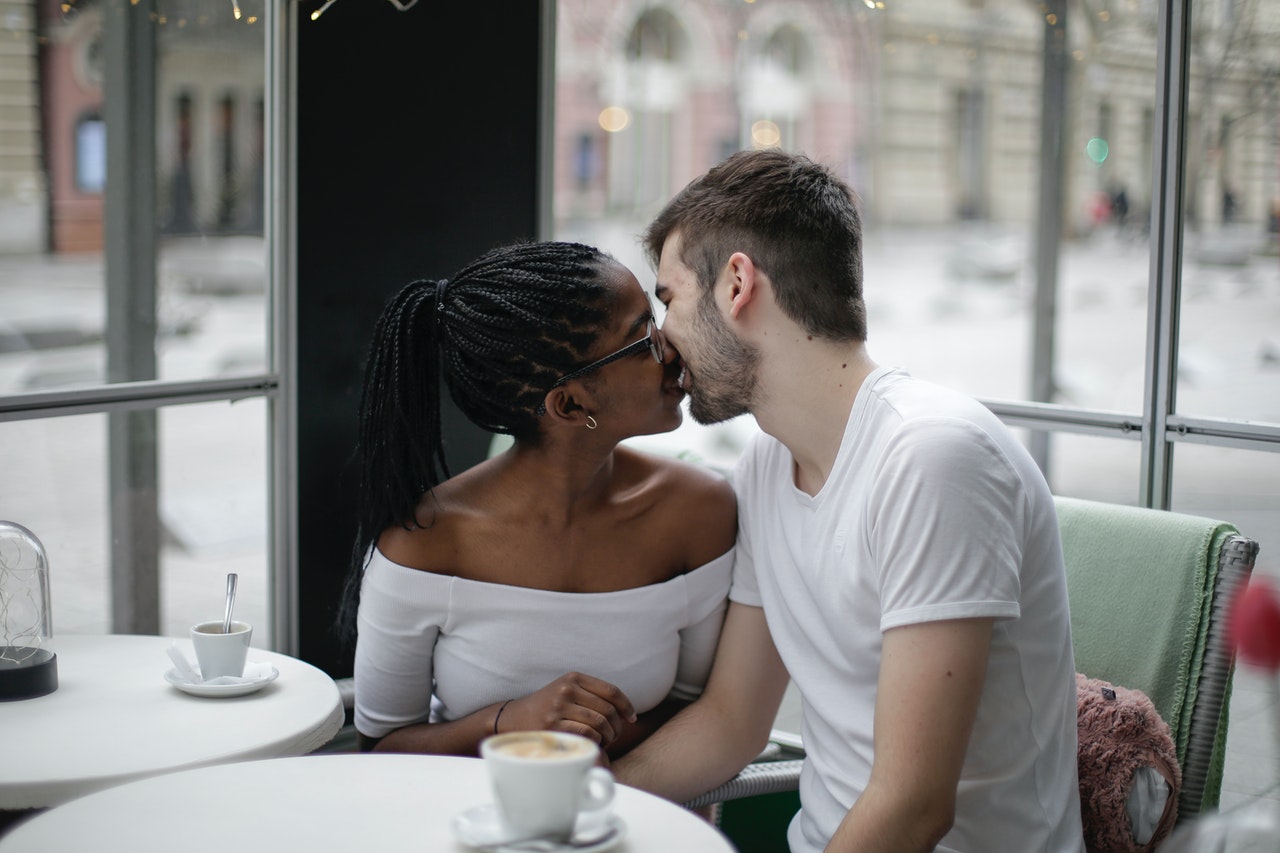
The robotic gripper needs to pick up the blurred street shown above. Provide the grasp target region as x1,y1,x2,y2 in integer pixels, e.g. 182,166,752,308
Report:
1,223,1278,634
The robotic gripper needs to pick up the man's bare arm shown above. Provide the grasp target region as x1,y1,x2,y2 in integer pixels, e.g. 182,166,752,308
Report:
613,602,790,802
826,618,993,852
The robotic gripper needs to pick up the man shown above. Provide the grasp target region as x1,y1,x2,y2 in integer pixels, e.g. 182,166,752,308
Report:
613,149,1084,852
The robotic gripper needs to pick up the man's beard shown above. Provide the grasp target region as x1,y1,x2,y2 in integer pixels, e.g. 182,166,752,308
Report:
686,288,760,425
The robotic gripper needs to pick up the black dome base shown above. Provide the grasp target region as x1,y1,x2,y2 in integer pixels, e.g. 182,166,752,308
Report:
0,647,58,701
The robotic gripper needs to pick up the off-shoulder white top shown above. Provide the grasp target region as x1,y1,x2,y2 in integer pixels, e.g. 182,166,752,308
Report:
353,547,734,739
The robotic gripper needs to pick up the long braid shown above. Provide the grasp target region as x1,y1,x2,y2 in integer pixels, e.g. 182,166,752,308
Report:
338,278,447,645
338,241,615,647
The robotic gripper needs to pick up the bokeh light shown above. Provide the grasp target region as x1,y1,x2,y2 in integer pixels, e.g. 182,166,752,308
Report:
598,106,631,133
751,119,781,148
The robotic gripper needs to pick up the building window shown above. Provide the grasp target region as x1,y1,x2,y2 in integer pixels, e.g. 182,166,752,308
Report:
74,111,106,194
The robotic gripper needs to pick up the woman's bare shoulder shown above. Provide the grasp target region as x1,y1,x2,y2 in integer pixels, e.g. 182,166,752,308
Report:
619,446,731,493
374,480,477,573
376,451,540,576
618,448,737,561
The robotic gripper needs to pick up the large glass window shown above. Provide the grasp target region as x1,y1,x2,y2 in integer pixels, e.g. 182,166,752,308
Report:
552,0,1168,464
551,0,1278,509
2,0,1274,673
0,0,275,640
551,0,1279,781
0,401,268,637
551,0,1279,610
1178,0,1280,425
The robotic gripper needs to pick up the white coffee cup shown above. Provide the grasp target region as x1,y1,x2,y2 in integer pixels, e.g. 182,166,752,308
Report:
480,731,614,841
190,620,251,680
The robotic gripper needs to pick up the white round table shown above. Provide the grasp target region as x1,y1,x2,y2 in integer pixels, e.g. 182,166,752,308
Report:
0,753,736,852
0,634,344,810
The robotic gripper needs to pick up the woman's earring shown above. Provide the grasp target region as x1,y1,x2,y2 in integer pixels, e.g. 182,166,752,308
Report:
585,415,598,430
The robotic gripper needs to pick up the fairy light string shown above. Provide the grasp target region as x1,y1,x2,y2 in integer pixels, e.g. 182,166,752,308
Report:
311,0,419,21
54,0,421,25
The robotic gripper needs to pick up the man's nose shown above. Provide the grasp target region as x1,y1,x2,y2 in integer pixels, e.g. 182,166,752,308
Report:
657,327,681,364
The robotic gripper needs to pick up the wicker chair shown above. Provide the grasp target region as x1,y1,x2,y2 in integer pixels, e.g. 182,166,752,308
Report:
688,497,1259,836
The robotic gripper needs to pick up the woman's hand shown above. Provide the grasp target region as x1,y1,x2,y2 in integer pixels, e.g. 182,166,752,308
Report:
499,672,637,747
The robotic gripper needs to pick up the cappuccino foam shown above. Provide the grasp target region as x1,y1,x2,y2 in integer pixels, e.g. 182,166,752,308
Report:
489,732,594,760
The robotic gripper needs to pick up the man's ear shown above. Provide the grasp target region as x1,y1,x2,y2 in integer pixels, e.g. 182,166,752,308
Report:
725,252,758,320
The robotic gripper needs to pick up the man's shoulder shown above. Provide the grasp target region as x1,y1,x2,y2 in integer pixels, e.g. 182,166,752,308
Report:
870,370,990,423
868,375,1018,464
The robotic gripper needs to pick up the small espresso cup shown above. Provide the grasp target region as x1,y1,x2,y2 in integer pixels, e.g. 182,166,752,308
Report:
480,731,614,842
190,620,252,680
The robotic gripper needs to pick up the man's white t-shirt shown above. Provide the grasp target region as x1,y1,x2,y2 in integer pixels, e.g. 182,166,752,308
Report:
731,366,1084,853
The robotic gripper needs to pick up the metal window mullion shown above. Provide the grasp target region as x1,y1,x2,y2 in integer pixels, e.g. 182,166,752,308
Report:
1140,0,1192,511
979,402,1280,455
536,0,556,242
1165,415,1280,453
1028,1,1069,474
103,0,160,635
269,3,299,656
980,398,1142,440
0,376,280,422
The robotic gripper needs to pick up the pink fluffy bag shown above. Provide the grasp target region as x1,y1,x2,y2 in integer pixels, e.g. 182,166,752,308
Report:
1076,673,1182,852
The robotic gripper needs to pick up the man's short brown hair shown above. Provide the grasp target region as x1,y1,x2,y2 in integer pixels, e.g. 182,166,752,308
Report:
645,149,866,342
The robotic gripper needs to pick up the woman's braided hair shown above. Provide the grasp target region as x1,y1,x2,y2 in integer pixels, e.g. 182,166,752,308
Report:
338,241,615,646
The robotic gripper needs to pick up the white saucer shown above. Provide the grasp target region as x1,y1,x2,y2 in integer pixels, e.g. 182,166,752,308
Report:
163,661,279,698
451,803,624,852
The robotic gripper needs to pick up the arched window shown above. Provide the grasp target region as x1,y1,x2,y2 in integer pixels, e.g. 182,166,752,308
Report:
743,24,815,151
626,7,686,63
74,110,106,194
609,7,692,213
762,24,809,76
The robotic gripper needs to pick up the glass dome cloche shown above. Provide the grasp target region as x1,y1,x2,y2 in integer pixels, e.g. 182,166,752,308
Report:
0,520,58,701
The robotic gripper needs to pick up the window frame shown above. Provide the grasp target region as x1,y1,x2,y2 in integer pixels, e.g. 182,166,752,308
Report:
982,0,1280,516
0,2,294,651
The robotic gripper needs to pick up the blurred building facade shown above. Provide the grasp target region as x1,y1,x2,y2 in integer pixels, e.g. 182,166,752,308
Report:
1,0,44,253
0,0,1276,256
3,0,263,254
553,0,1279,236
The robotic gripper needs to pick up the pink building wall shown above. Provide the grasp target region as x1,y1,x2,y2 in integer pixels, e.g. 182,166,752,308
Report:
39,0,104,253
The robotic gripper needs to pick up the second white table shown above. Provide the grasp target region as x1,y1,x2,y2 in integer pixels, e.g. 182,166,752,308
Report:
0,634,344,810
0,753,736,852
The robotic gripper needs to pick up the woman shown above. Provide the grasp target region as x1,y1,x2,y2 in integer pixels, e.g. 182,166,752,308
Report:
342,241,735,759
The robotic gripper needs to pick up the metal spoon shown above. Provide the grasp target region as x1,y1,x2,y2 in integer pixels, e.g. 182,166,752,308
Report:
222,572,238,634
